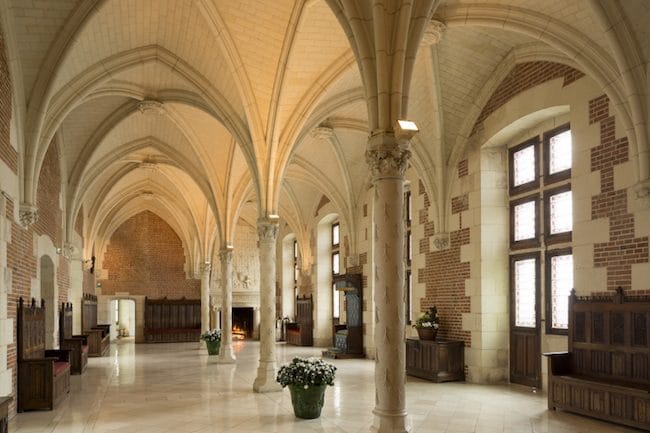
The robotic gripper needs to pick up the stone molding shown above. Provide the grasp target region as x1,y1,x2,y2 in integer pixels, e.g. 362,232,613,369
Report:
137,99,165,116
19,204,38,227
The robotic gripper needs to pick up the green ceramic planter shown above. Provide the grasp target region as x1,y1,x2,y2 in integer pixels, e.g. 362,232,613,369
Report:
288,384,327,419
205,340,221,355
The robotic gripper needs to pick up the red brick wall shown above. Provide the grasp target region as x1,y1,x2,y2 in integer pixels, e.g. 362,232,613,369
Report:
0,31,17,173
99,210,200,298
417,180,471,345
35,142,62,247
472,61,585,136
589,95,649,291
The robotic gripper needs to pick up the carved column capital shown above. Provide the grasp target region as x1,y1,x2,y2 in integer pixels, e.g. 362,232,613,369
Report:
201,262,212,274
365,147,411,180
19,204,38,228
257,218,279,244
635,180,650,210
421,18,446,46
218,246,234,264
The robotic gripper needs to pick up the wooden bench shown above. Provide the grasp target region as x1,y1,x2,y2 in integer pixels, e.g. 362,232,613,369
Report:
285,295,313,346
545,288,650,430
82,294,110,357
17,298,70,412
59,303,88,374
144,297,201,343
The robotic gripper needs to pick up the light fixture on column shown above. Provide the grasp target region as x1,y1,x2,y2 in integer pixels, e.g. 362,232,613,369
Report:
395,119,419,141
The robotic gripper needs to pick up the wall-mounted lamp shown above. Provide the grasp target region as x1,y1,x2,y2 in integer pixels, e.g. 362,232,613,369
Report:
395,119,419,141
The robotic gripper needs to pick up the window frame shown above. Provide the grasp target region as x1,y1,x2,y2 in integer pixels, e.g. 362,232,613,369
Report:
544,247,572,335
543,123,572,185
543,183,572,245
331,222,340,247
509,137,540,196
509,193,540,250
331,221,340,319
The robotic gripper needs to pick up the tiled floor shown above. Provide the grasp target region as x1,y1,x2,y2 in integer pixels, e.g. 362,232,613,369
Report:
11,340,638,433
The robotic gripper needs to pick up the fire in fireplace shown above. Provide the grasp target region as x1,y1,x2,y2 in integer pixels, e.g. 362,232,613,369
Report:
232,307,253,339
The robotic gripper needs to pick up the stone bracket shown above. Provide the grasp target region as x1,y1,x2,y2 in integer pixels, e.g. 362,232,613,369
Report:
430,232,450,252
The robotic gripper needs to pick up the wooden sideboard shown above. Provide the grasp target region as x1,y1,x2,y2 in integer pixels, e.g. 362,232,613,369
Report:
406,338,465,382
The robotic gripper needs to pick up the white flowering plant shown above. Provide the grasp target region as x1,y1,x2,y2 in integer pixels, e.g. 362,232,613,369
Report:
413,306,440,329
276,357,336,389
200,329,222,342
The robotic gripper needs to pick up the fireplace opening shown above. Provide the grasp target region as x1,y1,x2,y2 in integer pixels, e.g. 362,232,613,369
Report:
232,307,254,340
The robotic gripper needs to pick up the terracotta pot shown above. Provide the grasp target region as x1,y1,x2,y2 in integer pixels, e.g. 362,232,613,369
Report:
416,327,437,341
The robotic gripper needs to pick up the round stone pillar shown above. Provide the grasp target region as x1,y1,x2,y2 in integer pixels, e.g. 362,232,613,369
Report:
367,133,411,433
253,217,282,392
201,263,211,335
218,247,236,363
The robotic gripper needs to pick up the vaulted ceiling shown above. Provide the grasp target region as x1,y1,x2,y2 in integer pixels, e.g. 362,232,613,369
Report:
1,0,647,269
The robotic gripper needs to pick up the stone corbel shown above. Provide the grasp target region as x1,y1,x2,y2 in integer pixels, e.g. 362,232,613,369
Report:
62,243,76,260
19,204,38,228
634,180,650,210
421,18,446,46
431,232,450,252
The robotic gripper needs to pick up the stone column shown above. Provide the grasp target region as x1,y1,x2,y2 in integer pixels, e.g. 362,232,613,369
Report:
218,247,236,363
367,133,410,433
253,217,282,392
201,263,211,336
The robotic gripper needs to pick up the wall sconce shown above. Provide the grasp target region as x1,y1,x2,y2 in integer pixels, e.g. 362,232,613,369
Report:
395,119,419,141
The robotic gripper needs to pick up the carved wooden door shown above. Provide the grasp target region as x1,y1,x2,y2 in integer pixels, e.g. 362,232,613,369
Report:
509,253,541,388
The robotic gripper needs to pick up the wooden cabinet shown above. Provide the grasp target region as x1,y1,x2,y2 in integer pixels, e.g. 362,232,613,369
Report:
406,338,464,382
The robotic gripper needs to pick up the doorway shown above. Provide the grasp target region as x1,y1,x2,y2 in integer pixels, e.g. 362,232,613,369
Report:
111,299,136,341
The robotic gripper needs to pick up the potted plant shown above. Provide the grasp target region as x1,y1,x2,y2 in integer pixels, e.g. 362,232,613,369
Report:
200,329,221,355
412,306,440,340
276,357,336,419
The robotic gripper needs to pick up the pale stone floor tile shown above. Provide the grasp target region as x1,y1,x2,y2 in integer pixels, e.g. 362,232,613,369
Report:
9,340,643,433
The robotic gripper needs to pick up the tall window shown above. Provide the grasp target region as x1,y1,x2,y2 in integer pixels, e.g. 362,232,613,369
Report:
293,240,299,307
332,222,340,319
405,190,412,324
509,124,573,335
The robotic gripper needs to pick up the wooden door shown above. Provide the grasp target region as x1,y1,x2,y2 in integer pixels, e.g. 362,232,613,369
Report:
510,253,541,388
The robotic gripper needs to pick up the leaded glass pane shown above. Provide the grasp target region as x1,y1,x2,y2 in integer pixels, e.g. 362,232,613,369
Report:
332,252,340,275
514,200,536,241
513,145,536,186
551,254,573,329
515,258,536,328
549,130,572,174
333,283,340,319
332,223,340,246
550,191,572,234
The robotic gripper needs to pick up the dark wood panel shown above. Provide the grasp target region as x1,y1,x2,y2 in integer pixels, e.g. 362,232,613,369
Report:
286,295,313,346
144,297,201,343
405,339,464,382
546,288,650,430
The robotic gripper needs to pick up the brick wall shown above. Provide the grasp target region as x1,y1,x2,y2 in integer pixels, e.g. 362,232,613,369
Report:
99,210,200,298
589,95,649,291
82,268,95,294
417,181,471,345
0,31,17,173
471,61,585,136
34,143,62,247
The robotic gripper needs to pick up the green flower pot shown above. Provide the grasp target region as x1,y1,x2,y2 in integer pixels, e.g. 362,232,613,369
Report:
288,384,327,419
205,340,221,355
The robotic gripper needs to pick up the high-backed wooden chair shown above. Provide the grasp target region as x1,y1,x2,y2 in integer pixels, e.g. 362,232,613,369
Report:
17,298,70,412
285,295,313,346
59,303,88,374
323,274,364,359
81,294,110,357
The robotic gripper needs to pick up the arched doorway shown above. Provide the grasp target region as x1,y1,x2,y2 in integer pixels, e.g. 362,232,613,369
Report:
40,255,56,348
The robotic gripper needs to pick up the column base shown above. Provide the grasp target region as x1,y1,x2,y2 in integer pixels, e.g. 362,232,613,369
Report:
217,344,236,364
370,408,411,433
253,361,282,393
198,340,206,350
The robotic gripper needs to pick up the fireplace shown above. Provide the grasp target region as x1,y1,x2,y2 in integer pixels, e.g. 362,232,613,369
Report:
232,307,254,339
